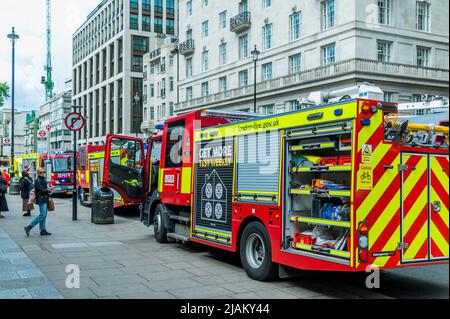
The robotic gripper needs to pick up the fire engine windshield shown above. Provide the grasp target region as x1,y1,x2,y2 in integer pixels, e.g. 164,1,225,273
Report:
52,157,74,173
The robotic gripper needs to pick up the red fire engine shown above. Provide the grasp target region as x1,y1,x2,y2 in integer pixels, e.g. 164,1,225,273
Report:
40,151,75,195
103,99,449,281
78,145,123,207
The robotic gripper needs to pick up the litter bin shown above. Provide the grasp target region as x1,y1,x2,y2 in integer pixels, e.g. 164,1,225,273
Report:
91,187,114,224
8,178,21,195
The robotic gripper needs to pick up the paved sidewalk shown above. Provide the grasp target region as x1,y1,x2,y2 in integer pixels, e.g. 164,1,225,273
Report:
1,194,445,299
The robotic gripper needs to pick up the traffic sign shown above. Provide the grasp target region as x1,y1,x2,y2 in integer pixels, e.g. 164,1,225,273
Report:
3,137,11,145
65,112,86,132
46,124,52,131
38,130,46,138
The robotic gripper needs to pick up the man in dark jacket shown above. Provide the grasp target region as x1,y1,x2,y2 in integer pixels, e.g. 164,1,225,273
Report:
24,168,52,236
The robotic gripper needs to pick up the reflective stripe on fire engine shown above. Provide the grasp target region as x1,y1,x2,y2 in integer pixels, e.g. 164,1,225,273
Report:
195,102,358,141
430,155,449,259
181,168,192,194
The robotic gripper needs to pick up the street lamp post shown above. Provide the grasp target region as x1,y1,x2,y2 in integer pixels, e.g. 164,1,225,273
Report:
134,93,141,137
251,45,260,114
7,27,19,177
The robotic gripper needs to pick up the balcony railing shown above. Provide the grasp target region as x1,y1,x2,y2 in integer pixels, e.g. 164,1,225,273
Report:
176,58,449,111
179,39,195,56
230,11,251,33
149,48,161,61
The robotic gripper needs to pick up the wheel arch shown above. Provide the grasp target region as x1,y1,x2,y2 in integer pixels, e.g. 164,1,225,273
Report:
236,216,266,253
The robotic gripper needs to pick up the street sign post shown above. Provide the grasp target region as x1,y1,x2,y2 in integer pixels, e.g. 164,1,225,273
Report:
65,111,86,221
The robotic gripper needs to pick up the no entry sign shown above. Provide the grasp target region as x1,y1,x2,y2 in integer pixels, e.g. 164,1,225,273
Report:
65,112,86,132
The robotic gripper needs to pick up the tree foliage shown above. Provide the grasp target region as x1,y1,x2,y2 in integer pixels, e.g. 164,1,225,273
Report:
0,82,10,107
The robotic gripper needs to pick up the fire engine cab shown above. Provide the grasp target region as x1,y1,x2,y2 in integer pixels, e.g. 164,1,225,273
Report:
103,99,449,281
40,151,75,195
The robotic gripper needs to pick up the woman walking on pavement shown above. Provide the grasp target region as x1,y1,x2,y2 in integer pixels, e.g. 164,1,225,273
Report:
24,168,52,236
19,170,34,217
0,173,9,218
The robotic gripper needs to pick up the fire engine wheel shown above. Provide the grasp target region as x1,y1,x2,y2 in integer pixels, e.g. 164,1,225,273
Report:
153,204,168,243
240,222,278,281
78,189,85,207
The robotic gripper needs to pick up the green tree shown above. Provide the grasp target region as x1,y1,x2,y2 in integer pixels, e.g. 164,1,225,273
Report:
0,82,10,107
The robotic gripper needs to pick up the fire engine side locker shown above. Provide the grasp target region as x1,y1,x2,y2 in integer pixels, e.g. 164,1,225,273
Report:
400,153,449,263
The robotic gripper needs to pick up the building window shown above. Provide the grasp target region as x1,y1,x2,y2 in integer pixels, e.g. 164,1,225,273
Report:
187,0,193,16
166,0,175,15
202,51,209,72
202,21,209,38
133,36,148,52
263,0,272,8
384,91,395,102
154,17,163,33
416,1,430,32
289,100,304,111
201,82,209,97
262,24,272,50
130,13,138,30
142,15,151,32
219,76,227,92
186,87,193,100
378,0,391,25
186,29,193,40
262,63,273,81
289,54,301,74
186,57,193,77
219,43,227,66
322,43,336,65
219,11,227,29
377,40,392,62
131,55,143,72
166,19,175,35
260,105,274,114
239,0,248,13
417,47,430,67
239,34,249,59
321,0,335,30
239,70,248,87
170,77,174,91
412,94,424,102
169,102,174,116
154,0,163,13
130,0,138,10
150,83,155,97
142,0,151,11
290,12,301,41
203,0,208,7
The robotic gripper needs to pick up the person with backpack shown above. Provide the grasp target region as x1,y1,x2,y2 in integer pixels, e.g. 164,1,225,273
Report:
24,167,52,236
19,170,34,217
0,174,9,218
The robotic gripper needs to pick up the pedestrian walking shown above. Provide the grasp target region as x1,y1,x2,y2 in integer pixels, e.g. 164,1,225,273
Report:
24,168,52,236
1,169,10,189
19,170,34,217
0,174,9,218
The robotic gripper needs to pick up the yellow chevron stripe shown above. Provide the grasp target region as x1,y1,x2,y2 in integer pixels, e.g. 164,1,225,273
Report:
430,189,449,228
403,187,428,235
375,226,400,268
431,223,449,258
403,222,428,260
359,151,398,221
403,156,427,196
369,190,400,250
357,112,383,152
431,157,449,194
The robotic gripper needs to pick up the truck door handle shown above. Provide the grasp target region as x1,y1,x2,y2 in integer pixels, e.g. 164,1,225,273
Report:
432,201,441,213
384,165,394,170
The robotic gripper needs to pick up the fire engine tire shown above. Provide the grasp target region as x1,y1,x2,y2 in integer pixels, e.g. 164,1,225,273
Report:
154,204,168,243
240,221,278,281
78,189,85,207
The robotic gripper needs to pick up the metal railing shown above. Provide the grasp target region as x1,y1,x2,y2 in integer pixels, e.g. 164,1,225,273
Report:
179,39,195,55
177,58,449,110
230,11,251,32
149,48,161,60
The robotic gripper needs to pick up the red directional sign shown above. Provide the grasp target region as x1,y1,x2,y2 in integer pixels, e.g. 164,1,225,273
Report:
38,130,46,138
46,124,52,131
65,112,86,132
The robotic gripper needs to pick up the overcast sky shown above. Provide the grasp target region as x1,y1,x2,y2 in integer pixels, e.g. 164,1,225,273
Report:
0,0,100,111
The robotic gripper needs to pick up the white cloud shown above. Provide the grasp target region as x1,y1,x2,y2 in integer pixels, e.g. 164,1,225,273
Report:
0,0,100,111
